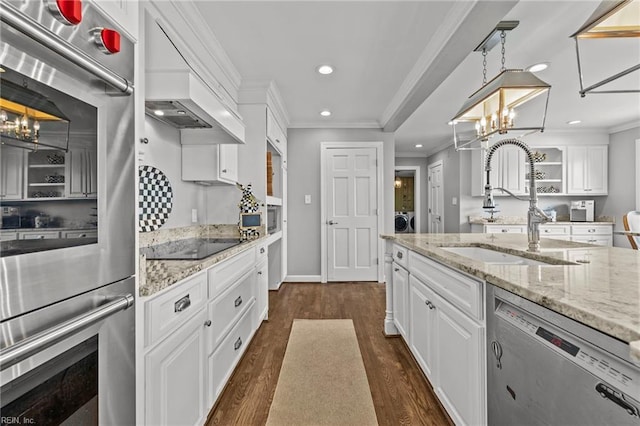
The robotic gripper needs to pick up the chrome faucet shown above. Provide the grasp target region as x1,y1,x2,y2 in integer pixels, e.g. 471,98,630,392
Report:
483,138,551,252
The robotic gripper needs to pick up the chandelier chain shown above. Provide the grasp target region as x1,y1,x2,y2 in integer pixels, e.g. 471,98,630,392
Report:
482,48,487,85
500,30,507,71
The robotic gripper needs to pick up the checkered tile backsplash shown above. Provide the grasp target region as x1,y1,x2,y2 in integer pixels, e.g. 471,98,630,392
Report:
139,165,173,232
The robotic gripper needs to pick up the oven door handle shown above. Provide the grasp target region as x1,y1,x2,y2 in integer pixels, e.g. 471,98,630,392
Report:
0,2,134,96
0,294,134,371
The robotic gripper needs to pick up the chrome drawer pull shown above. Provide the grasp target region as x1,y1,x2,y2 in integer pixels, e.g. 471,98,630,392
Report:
234,337,242,351
394,268,400,272
234,296,243,308
425,300,435,310
174,295,191,312
260,247,265,254
204,320,212,327
397,251,403,259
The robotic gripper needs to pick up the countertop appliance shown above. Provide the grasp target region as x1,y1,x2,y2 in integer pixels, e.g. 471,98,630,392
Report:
570,200,595,222
143,238,243,260
1,206,20,229
486,284,639,425
0,1,135,424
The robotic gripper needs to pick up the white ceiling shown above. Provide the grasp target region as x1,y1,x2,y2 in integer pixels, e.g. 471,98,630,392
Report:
194,1,640,155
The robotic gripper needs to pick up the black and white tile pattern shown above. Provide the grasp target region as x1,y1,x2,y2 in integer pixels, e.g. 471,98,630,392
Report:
139,165,173,232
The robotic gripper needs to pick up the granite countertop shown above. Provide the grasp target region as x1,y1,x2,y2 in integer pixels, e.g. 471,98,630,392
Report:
382,233,640,361
0,227,97,232
140,236,267,297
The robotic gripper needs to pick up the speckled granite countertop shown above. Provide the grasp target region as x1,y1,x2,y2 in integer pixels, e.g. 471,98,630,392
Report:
382,233,640,361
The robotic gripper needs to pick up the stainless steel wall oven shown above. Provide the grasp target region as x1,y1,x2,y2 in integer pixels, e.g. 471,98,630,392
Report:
0,1,135,424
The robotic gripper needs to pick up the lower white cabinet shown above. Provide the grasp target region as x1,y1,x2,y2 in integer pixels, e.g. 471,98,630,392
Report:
255,258,268,326
392,262,409,339
145,308,207,426
409,276,437,381
472,222,612,246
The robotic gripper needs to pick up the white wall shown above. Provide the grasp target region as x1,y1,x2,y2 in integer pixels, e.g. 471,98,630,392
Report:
287,128,395,277
600,125,640,247
395,157,428,233
140,118,240,230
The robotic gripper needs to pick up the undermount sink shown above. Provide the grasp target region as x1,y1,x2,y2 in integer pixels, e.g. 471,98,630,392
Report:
440,246,567,266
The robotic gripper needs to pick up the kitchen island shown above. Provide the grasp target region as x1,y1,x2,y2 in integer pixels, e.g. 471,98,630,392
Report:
382,233,639,357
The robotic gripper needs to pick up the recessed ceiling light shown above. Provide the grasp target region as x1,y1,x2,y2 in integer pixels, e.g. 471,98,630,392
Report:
526,62,549,72
317,65,334,75
567,120,581,125
320,110,331,117
415,144,423,148
154,110,165,116
177,110,186,115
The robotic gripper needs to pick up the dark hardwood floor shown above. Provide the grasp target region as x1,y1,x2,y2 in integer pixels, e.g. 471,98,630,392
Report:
206,282,452,426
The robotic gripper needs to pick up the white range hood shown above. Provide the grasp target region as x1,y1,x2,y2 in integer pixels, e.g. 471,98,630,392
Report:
144,18,245,144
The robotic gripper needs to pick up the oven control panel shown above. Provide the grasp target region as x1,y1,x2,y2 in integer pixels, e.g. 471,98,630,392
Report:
496,302,639,399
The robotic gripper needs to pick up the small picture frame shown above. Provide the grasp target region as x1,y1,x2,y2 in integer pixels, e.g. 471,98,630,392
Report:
240,212,262,231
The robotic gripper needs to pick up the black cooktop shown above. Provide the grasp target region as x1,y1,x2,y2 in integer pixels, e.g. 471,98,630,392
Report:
143,238,243,260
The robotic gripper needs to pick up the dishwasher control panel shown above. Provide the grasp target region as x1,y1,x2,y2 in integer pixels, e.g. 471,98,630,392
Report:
495,301,639,398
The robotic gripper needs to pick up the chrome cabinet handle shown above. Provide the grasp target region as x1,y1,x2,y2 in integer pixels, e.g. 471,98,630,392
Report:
501,229,508,233
257,271,263,275
396,251,403,259
234,337,242,351
425,300,435,310
260,247,265,254
222,169,228,173
544,229,550,233
595,382,639,416
588,229,595,233
204,320,212,327
234,296,243,308
394,268,400,272
79,233,86,238
174,295,191,312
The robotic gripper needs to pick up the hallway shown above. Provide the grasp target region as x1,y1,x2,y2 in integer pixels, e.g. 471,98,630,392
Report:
206,282,451,425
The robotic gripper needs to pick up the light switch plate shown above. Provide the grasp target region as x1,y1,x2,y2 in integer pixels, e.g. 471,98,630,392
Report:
452,197,458,206
305,195,311,204
191,209,198,223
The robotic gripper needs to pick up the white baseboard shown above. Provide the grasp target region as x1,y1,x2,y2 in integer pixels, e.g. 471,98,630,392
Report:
285,275,322,283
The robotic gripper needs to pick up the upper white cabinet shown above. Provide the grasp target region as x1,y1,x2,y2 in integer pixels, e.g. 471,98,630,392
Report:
1,145,24,200
266,108,287,161
67,149,98,198
472,146,526,196
181,144,238,185
566,145,608,195
91,0,139,41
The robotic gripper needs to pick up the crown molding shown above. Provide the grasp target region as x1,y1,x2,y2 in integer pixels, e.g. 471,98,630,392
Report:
395,151,429,158
239,80,290,130
609,120,640,134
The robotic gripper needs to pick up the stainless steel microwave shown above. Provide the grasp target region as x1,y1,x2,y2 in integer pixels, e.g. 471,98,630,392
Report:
570,200,595,222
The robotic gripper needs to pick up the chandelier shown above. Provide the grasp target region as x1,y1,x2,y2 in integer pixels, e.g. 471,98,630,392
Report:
571,0,640,96
451,21,551,150
0,78,70,151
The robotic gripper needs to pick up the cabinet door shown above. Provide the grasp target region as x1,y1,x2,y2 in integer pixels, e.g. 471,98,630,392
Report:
219,144,238,183
255,259,268,325
409,275,437,382
434,295,484,426
281,167,288,282
567,146,608,195
67,149,97,198
1,145,24,200
145,309,207,426
500,145,526,195
392,263,409,339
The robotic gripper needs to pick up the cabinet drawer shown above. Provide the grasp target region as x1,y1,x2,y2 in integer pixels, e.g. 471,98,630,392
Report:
208,248,256,299
539,225,570,235
62,230,97,239
1,231,18,241
19,231,60,239
484,225,525,234
207,300,255,407
408,251,483,321
571,236,612,246
207,268,255,354
393,244,408,269
145,271,208,347
571,225,612,236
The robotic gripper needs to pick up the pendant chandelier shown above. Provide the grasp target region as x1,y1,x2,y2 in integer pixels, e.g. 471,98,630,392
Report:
571,0,640,96
0,78,70,152
452,21,551,151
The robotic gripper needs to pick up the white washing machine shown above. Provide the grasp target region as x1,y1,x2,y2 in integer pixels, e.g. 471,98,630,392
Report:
394,211,415,233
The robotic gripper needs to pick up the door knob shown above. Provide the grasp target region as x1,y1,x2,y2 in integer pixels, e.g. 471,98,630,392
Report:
327,220,338,225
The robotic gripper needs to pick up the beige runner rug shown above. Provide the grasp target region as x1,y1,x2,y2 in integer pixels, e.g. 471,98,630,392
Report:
266,319,379,426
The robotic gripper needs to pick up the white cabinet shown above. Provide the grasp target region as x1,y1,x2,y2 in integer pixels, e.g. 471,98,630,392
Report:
571,224,613,246
145,308,207,426
392,262,409,340
567,145,608,195
409,275,437,382
1,231,18,241
255,258,268,325
539,224,571,241
18,230,60,239
471,224,526,234
472,146,526,196
62,230,98,239
266,108,287,160
0,146,24,200
67,149,98,198
181,144,238,185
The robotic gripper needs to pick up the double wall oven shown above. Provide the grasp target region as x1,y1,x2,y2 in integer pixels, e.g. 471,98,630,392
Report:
0,1,135,424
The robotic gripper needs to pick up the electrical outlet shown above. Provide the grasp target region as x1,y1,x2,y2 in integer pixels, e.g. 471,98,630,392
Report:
191,209,198,223
452,197,458,206
305,195,311,204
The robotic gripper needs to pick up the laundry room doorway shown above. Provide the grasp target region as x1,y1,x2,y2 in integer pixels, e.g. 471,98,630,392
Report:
394,166,420,234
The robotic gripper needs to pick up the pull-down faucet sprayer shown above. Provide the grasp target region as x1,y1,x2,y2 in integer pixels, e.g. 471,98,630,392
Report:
483,138,551,252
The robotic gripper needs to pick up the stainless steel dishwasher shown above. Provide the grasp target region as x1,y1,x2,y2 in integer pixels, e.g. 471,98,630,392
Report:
486,284,640,426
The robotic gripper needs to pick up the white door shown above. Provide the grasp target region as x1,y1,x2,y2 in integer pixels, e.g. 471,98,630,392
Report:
325,147,378,281
428,161,444,233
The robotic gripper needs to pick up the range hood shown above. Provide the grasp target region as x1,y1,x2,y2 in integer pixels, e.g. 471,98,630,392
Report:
144,19,245,144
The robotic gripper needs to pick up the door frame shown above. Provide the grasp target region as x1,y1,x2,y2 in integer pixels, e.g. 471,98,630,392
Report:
320,142,384,283
394,166,420,233
427,160,444,233
636,139,640,211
